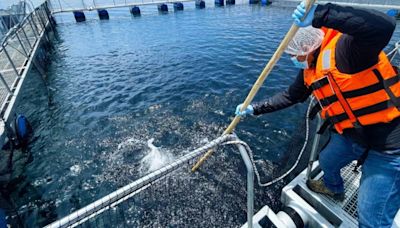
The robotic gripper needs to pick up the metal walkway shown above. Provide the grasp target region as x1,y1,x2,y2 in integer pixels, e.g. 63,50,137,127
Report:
0,2,54,148
47,0,196,14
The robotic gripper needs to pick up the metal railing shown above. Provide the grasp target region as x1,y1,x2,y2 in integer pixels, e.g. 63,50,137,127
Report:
388,41,400,65
0,2,54,146
45,134,256,228
47,0,196,13
0,1,28,34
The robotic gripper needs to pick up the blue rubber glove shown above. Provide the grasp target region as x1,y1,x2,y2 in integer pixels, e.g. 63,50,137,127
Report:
235,104,254,117
292,1,317,27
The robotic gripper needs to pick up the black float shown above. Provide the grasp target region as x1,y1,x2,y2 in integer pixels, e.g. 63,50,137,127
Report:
73,11,86,22
130,6,141,16
97,9,109,20
158,4,168,12
215,0,224,6
173,2,184,11
195,0,205,8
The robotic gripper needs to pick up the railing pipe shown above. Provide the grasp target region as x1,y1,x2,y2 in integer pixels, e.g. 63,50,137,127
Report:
32,9,44,32
81,0,86,9
27,15,39,39
37,6,47,29
57,0,63,11
21,23,33,49
236,144,254,228
9,14,18,30
15,31,29,57
2,44,20,77
0,18,8,34
0,72,12,94
38,6,51,42
32,12,43,33
0,16,6,27
396,42,400,57
306,114,322,179
43,4,55,31
0,16,6,32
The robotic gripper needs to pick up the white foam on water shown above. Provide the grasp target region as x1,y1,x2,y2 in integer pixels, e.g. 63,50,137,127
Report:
117,137,142,150
140,138,174,173
70,164,82,176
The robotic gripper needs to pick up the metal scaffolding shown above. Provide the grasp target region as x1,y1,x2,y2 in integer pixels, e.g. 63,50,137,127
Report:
0,2,54,148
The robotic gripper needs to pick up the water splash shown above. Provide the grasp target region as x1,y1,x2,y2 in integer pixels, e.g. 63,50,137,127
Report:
69,164,82,176
140,138,174,173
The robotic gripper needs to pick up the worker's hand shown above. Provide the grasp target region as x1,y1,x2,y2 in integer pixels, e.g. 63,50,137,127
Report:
292,1,317,27
235,104,254,117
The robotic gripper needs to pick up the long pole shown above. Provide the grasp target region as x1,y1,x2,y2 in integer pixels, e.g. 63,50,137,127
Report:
191,0,317,172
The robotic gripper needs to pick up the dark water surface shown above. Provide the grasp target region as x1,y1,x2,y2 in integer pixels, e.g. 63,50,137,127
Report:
7,2,400,227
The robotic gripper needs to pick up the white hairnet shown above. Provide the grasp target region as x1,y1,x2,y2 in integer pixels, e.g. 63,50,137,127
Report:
285,26,325,56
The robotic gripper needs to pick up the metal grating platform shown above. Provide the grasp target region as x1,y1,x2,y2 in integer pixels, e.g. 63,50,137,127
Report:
250,160,400,227
320,162,361,220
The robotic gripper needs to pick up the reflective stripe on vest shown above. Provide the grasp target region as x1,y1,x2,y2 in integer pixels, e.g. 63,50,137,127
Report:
322,49,331,71
303,30,400,134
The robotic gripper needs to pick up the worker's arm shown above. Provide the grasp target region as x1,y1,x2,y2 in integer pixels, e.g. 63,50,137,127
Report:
252,70,311,115
312,3,396,73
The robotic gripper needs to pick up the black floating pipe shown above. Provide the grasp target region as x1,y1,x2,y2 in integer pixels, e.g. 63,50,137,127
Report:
173,2,184,11
249,0,259,4
158,3,168,12
215,0,224,6
97,9,109,20
73,11,86,22
226,0,235,5
195,0,205,9
130,6,141,16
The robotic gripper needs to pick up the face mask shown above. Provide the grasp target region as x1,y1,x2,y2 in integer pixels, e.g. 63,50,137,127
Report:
291,55,309,69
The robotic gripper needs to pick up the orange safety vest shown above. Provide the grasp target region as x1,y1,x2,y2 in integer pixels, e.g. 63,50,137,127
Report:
304,29,400,134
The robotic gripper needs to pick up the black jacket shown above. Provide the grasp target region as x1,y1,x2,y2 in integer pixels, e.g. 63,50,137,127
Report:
253,3,399,151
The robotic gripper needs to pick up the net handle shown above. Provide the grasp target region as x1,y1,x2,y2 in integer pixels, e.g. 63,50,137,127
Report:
191,0,318,172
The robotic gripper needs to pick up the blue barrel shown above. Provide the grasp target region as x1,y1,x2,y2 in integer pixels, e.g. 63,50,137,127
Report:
226,0,235,5
195,0,205,8
387,9,399,18
97,9,109,20
215,0,224,6
158,4,168,12
130,6,141,16
174,2,184,11
73,11,86,22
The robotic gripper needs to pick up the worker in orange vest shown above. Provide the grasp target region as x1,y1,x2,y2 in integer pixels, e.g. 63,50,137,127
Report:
236,1,400,227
